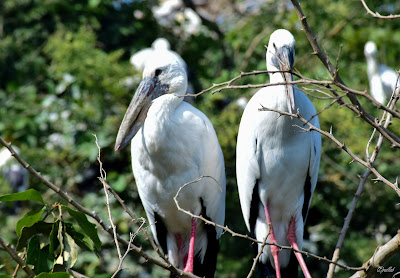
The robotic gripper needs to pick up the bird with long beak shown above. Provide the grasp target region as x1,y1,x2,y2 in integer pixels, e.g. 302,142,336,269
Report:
115,53,226,277
236,29,321,277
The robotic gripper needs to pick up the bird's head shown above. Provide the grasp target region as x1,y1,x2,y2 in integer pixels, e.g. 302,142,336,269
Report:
364,41,377,58
151,38,171,51
266,29,296,113
115,54,187,151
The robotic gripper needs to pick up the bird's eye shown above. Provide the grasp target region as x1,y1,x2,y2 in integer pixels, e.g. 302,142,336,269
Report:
155,69,162,76
273,43,277,49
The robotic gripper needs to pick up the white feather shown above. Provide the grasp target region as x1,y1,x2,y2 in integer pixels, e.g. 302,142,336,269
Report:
236,29,321,269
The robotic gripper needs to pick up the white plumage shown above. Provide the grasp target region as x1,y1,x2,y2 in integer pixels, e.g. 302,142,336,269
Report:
364,41,399,105
0,147,29,194
236,29,321,277
115,54,225,277
130,38,195,101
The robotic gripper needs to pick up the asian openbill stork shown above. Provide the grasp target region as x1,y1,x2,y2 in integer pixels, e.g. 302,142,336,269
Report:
115,53,226,277
364,41,400,105
236,29,321,278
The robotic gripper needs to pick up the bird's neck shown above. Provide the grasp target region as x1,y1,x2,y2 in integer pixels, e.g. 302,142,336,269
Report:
269,71,294,84
366,57,378,76
143,94,183,139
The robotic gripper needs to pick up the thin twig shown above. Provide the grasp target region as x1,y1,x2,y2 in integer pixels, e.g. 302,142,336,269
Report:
246,227,271,278
0,236,35,277
0,137,200,278
112,220,146,278
360,0,400,19
94,135,122,260
258,106,400,196
173,176,364,271
326,72,400,276
290,0,400,148
92,135,171,266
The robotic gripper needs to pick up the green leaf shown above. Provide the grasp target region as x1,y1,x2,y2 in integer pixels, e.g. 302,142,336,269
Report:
49,221,61,255
0,189,44,204
26,235,53,274
63,233,77,268
35,272,71,278
63,207,101,250
17,221,53,251
16,208,45,237
65,223,94,251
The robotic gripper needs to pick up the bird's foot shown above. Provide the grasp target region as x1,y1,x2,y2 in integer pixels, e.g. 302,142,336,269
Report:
287,218,312,278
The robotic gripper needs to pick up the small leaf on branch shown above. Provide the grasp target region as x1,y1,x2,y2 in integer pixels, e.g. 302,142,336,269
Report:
17,221,53,251
63,206,101,250
16,208,45,237
26,235,53,274
0,189,44,204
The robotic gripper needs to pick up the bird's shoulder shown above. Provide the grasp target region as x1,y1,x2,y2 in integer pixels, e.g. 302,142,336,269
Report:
175,101,215,132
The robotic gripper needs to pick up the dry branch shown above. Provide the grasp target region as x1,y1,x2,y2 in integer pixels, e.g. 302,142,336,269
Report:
290,0,400,148
327,72,400,275
360,0,400,19
173,176,364,272
350,230,400,278
0,137,200,278
0,236,35,277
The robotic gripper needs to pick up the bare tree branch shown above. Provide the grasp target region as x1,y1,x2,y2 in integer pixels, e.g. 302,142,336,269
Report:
350,230,400,278
290,0,400,148
360,0,400,19
327,70,400,276
92,135,173,268
246,229,270,278
257,107,400,197
0,236,35,277
173,176,364,271
0,137,201,278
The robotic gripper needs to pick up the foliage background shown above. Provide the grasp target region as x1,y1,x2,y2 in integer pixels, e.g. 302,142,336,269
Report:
0,0,399,277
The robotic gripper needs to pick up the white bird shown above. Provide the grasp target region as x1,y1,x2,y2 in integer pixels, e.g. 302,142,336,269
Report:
115,54,226,277
0,147,29,195
130,38,195,101
364,41,399,105
130,38,186,72
236,29,321,278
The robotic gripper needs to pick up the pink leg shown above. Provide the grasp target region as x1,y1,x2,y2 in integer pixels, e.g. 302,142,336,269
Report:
287,218,311,278
183,218,196,273
264,204,281,278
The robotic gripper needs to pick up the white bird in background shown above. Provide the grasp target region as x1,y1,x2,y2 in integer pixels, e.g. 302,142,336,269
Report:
130,38,186,72
115,54,226,277
0,147,29,197
236,29,321,278
364,41,399,105
130,38,195,101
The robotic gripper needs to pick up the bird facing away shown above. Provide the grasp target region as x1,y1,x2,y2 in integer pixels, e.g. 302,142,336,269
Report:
236,29,321,278
364,41,400,105
115,53,226,277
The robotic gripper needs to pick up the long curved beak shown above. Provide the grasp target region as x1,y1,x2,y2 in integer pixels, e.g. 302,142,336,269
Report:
115,76,166,151
278,46,295,114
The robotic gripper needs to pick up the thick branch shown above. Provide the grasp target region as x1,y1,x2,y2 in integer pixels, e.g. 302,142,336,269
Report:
350,230,400,278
